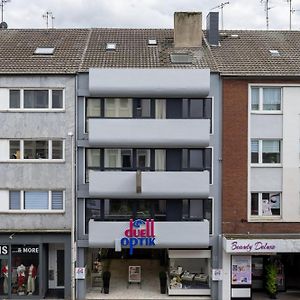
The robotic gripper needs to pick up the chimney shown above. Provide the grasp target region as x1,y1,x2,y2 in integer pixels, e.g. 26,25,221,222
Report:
174,12,202,48
206,12,219,46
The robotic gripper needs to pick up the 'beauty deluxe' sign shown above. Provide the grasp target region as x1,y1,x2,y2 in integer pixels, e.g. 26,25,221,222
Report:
223,238,300,253
121,219,155,255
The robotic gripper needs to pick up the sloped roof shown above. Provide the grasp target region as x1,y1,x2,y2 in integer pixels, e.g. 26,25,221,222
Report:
0,29,90,74
209,30,300,76
0,28,217,74
79,28,218,71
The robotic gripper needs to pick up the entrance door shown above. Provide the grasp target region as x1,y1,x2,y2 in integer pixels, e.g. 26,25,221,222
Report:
0,257,9,297
56,250,64,287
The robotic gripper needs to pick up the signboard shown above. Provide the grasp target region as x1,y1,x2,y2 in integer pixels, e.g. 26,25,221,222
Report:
223,237,300,253
11,246,39,254
128,266,141,283
231,256,251,285
121,219,155,255
212,269,223,281
0,245,8,255
75,267,86,280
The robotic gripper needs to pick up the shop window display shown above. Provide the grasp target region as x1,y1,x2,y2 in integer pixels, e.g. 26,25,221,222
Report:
11,245,39,296
0,259,8,295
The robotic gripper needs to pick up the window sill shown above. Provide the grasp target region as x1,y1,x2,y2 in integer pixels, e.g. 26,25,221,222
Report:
7,159,65,163
251,164,282,168
250,111,282,115
4,109,65,113
248,216,282,222
2,210,65,214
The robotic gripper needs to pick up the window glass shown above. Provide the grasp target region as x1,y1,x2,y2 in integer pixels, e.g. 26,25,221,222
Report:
51,191,63,210
121,150,132,168
189,150,203,169
52,140,63,159
190,99,204,118
263,88,281,110
10,141,20,159
87,149,101,168
104,199,133,220
52,90,63,108
24,90,48,108
119,99,132,117
262,140,280,163
154,200,166,220
104,98,132,117
262,193,280,216
137,149,150,169
104,149,120,168
85,199,101,234
251,88,259,110
9,191,20,210
24,141,48,159
86,98,101,117
24,191,48,209
136,200,152,219
155,149,166,171
9,90,20,108
137,99,151,118
251,193,259,215
189,200,203,219
11,245,39,296
251,140,259,163
0,259,8,295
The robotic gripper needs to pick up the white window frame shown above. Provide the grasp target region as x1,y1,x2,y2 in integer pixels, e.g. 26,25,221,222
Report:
8,88,65,111
250,192,281,219
250,86,282,113
251,139,281,166
8,190,65,213
8,139,65,162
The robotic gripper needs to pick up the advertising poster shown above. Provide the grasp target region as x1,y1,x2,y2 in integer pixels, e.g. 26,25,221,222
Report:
231,255,251,285
128,266,141,283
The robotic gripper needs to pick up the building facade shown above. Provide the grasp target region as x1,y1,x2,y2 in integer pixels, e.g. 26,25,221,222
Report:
0,29,90,299
210,31,300,299
75,13,223,300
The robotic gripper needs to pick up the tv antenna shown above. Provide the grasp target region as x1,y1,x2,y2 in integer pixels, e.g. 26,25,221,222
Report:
210,2,230,30
0,0,10,24
260,0,275,30
42,11,55,29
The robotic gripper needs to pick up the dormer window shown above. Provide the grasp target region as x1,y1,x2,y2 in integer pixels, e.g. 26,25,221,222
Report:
106,43,116,51
269,49,280,57
34,47,55,55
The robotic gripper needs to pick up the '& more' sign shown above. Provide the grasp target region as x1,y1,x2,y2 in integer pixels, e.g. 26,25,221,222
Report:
121,219,155,255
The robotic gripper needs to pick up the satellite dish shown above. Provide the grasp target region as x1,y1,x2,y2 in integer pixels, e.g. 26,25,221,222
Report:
0,22,8,29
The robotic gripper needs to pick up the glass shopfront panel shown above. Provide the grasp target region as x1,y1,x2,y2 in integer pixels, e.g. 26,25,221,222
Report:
11,245,39,296
0,258,9,296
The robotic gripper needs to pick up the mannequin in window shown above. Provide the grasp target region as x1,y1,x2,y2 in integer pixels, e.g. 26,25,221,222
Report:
1,264,8,294
27,264,37,295
17,263,26,294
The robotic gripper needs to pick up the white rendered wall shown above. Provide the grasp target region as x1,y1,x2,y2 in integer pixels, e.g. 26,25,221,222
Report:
282,87,300,222
0,88,9,110
0,190,9,211
222,251,231,300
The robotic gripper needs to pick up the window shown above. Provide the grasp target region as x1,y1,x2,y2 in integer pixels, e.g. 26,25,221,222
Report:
104,149,132,169
251,87,281,111
104,98,132,117
182,199,213,234
104,199,133,220
10,140,64,160
183,98,212,120
85,199,101,234
136,99,151,118
251,192,281,217
136,149,151,170
85,98,102,132
9,89,64,109
34,47,55,54
251,139,281,164
9,190,64,211
86,148,101,182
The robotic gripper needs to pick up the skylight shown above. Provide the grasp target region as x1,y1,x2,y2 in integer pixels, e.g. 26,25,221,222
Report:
148,39,157,46
106,43,116,50
34,47,55,55
170,53,193,64
269,49,280,57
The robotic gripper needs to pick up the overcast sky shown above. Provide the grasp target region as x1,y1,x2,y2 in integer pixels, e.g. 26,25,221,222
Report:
3,0,300,30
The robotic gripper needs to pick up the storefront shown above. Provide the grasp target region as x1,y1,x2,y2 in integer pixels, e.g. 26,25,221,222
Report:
82,218,212,297
0,234,70,299
222,236,300,299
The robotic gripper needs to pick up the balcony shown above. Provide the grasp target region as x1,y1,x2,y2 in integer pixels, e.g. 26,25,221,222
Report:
88,219,209,248
88,119,210,148
89,170,210,199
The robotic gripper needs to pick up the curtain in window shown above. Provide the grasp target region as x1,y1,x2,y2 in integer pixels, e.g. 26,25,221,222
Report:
86,98,101,117
24,191,48,209
262,140,280,152
9,191,20,209
251,140,259,152
155,99,166,119
251,88,259,110
87,149,101,167
263,88,281,110
51,191,63,210
104,149,121,168
155,150,166,171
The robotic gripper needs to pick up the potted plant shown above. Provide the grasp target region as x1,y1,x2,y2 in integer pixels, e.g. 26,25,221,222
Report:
102,271,111,294
265,263,277,299
159,271,167,294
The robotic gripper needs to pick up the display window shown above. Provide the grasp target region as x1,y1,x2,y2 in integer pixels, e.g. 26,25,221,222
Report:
0,258,9,296
11,245,39,296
